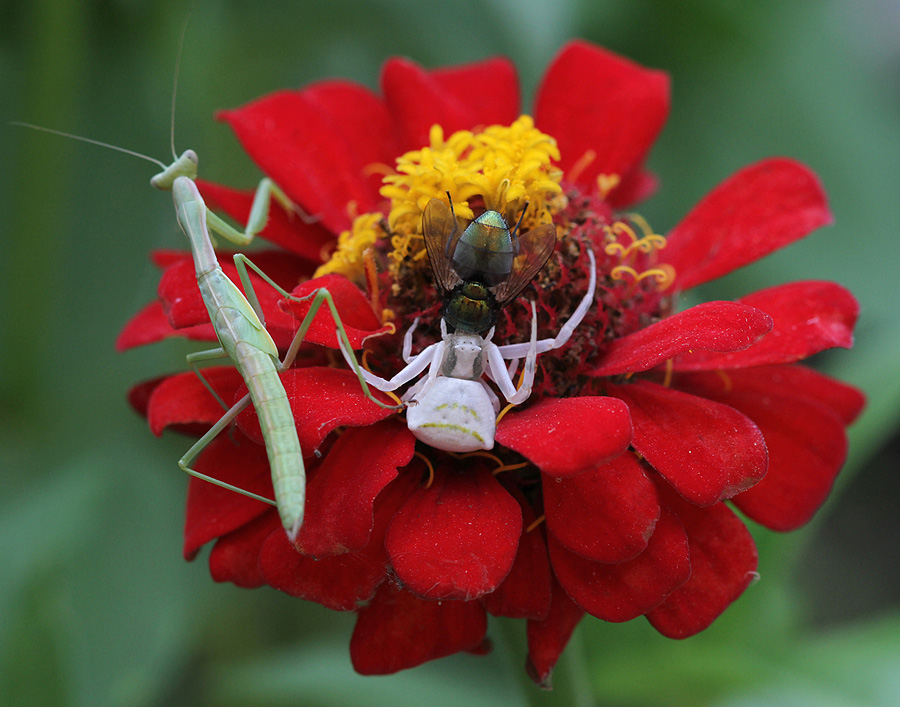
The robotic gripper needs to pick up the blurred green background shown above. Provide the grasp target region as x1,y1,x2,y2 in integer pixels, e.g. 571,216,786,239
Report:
2,0,899,705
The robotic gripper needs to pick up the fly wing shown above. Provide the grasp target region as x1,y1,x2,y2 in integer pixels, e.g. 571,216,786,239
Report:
422,197,462,294
492,223,558,307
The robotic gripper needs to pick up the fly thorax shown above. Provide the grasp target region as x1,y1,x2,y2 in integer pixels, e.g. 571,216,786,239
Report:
451,211,516,286
440,333,485,380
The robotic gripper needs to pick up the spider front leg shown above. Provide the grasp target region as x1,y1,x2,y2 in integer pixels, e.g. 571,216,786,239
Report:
497,248,597,359
338,336,440,394
402,317,422,363
486,301,539,406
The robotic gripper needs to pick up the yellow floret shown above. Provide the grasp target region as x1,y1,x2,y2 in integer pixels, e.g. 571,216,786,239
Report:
314,212,383,279
317,115,565,283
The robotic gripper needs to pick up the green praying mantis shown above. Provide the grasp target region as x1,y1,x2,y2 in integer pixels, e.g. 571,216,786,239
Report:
152,149,401,541
13,128,400,543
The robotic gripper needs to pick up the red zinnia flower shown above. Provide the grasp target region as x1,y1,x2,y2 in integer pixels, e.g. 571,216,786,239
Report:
118,41,865,687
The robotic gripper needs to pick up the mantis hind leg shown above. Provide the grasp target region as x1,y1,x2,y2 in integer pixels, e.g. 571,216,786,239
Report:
174,257,399,520
186,347,231,411
177,392,277,507
230,254,402,411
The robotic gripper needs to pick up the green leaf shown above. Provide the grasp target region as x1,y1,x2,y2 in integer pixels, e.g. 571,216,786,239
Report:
712,615,900,707
210,637,529,707
0,454,208,707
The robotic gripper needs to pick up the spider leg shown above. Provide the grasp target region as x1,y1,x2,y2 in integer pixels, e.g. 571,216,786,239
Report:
487,301,538,404
405,338,448,398
402,317,421,363
497,248,597,359
479,379,501,414
338,337,438,392
483,354,518,387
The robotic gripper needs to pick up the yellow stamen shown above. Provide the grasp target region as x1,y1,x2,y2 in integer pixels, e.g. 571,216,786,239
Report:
492,462,529,476
495,402,516,426
525,514,546,533
382,389,403,408
610,264,676,291
318,241,335,263
604,219,667,261
363,247,379,313
625,212,663,244
416,451,436,489
597,173,621,199
715,369,734,393
567,149,596,184
662,358,674,388
363,162,396,177
459,450,505,466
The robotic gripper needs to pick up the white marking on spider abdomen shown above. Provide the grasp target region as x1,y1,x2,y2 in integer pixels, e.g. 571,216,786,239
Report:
406,376,496,452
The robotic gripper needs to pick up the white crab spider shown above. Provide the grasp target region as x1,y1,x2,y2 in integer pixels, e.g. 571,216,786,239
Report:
340,248,597,452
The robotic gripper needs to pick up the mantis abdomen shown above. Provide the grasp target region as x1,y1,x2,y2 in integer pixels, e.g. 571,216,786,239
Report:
233,341,305,537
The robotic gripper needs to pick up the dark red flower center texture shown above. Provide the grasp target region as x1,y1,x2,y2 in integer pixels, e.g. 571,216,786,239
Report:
118,41,865,687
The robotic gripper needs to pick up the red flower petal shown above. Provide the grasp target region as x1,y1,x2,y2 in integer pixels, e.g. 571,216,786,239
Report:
646,491,758,638
385,462,522,600
608,381,767,505
127,376,166,418
197,179,335,264
350,580,488,675
259,469,419,611
150,249,188,268
381,56,519,152
544,453,660,563
147,368,244,436
116,300,215,351
674,281,858,370
482,486,552,620
495,397,632,477
260,530,385,611
525,575,585,689
662,158,833,291
710,364,865,426
281,274,394,349
183,435,274,560
607,167,659,209
209,512,280,588
677,369,852,531
548,506,690,622
535,41,669,202
294,420,415,558
157,256,207,329
218,83,397,234
236,367,398,455
592,301,773,377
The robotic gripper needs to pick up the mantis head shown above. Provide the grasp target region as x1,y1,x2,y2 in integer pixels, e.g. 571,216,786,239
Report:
150,149,199,191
